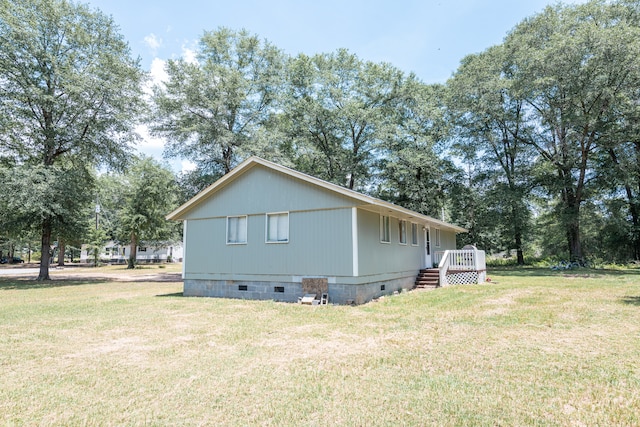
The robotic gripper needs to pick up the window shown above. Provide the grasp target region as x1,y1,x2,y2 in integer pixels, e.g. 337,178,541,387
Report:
399,220,407,245
266,212,289,243
227,215,248,244
138,247,147,252
380,215,390,243
411,223,419,246
434,228,441,247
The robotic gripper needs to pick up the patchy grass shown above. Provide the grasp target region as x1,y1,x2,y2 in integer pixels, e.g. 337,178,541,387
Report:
48,262,184,274
1,268,640,425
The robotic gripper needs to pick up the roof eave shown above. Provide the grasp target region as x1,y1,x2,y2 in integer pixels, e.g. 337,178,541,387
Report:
166,156,468,234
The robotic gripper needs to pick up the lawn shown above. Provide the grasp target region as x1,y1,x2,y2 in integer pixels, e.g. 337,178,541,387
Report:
1,266,639,426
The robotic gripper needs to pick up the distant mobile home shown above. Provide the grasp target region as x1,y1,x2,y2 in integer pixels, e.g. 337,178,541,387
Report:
80,241,183,264
167,157,467,305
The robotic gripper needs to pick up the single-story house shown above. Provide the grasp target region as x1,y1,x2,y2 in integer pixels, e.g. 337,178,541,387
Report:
167,156,471,305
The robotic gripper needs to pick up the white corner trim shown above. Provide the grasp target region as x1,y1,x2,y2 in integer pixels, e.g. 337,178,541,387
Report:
182,220,187,279
352,207,359,277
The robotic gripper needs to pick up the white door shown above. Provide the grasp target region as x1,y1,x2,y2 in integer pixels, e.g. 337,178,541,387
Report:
424,227,432,268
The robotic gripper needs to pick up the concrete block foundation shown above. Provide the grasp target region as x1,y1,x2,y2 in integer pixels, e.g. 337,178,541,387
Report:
184,275,416,305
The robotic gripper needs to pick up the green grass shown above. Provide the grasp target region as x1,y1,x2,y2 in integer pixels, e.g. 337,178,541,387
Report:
1,267,640,425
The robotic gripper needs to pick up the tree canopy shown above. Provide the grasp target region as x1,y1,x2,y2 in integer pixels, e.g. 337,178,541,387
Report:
150,27,286,185
5,0,640,268
106,157,180,269
0,0,146,279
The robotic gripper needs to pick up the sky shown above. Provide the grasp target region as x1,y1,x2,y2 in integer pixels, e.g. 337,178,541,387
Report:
83,0,588,171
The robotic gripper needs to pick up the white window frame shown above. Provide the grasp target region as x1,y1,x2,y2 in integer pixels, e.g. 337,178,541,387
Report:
266,212,289,243
380,215,391,243
226,215,248,245
399,220,407,245
411,223,419,246
434,228,441,247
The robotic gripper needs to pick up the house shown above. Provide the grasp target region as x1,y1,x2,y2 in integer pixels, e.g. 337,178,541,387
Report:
167,157,480,305
80,241,183,264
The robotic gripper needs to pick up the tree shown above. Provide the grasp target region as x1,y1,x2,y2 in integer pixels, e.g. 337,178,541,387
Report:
0,0,146,279
445,141,502,253
376,80,451,217
283,50,405,190
84,217,108,267
502,0,640,262
0,163,95,266
116,157,180,269
447,45,534,264
150,27,285,183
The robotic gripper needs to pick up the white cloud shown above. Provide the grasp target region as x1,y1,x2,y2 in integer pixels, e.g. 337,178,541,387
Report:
135,124,165,150
150,57,168,84
181,160,197,173
181,44,198,64
143,33,162,53
141,57,168,97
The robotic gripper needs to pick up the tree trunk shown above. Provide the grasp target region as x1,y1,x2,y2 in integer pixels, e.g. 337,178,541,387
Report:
623,182,640,260
565,206,582,262
37,218,53,281
128,232,138,269
57,239,65,266
509,192,526,266
559,166,583,263
515,231,525,265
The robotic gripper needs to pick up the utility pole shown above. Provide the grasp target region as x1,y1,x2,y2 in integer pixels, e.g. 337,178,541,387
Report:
95,199,100,230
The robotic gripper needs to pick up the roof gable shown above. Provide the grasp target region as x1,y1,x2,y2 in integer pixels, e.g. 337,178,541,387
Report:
167,157,466,233
172,162,357,219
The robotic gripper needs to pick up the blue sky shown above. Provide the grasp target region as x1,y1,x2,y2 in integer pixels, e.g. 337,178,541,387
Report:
83,0,587,170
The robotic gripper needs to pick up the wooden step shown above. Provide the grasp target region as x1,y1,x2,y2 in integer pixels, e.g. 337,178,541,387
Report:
415,268,440,289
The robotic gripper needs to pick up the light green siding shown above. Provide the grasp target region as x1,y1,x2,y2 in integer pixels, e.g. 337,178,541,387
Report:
433,227,457,252
356,210,424,277
440,229,457,250
183,166,355,220
178,157,470,304
184,208,353,279
181,162,462,285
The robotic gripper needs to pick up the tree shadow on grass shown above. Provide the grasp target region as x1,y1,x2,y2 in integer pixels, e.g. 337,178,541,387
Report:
156,292,184,297
488,266,640,278
620,296,640,306
0,277,115,291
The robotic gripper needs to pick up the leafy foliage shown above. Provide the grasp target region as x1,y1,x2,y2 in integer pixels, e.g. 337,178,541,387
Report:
5,0,640,268
447,45,535,263
150,27,285,179
0,0,145,279
114,157,180,268
500,0,640,261
283,50,409,190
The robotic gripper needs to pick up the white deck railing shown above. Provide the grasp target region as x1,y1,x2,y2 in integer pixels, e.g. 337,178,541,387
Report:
436,249,487,285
